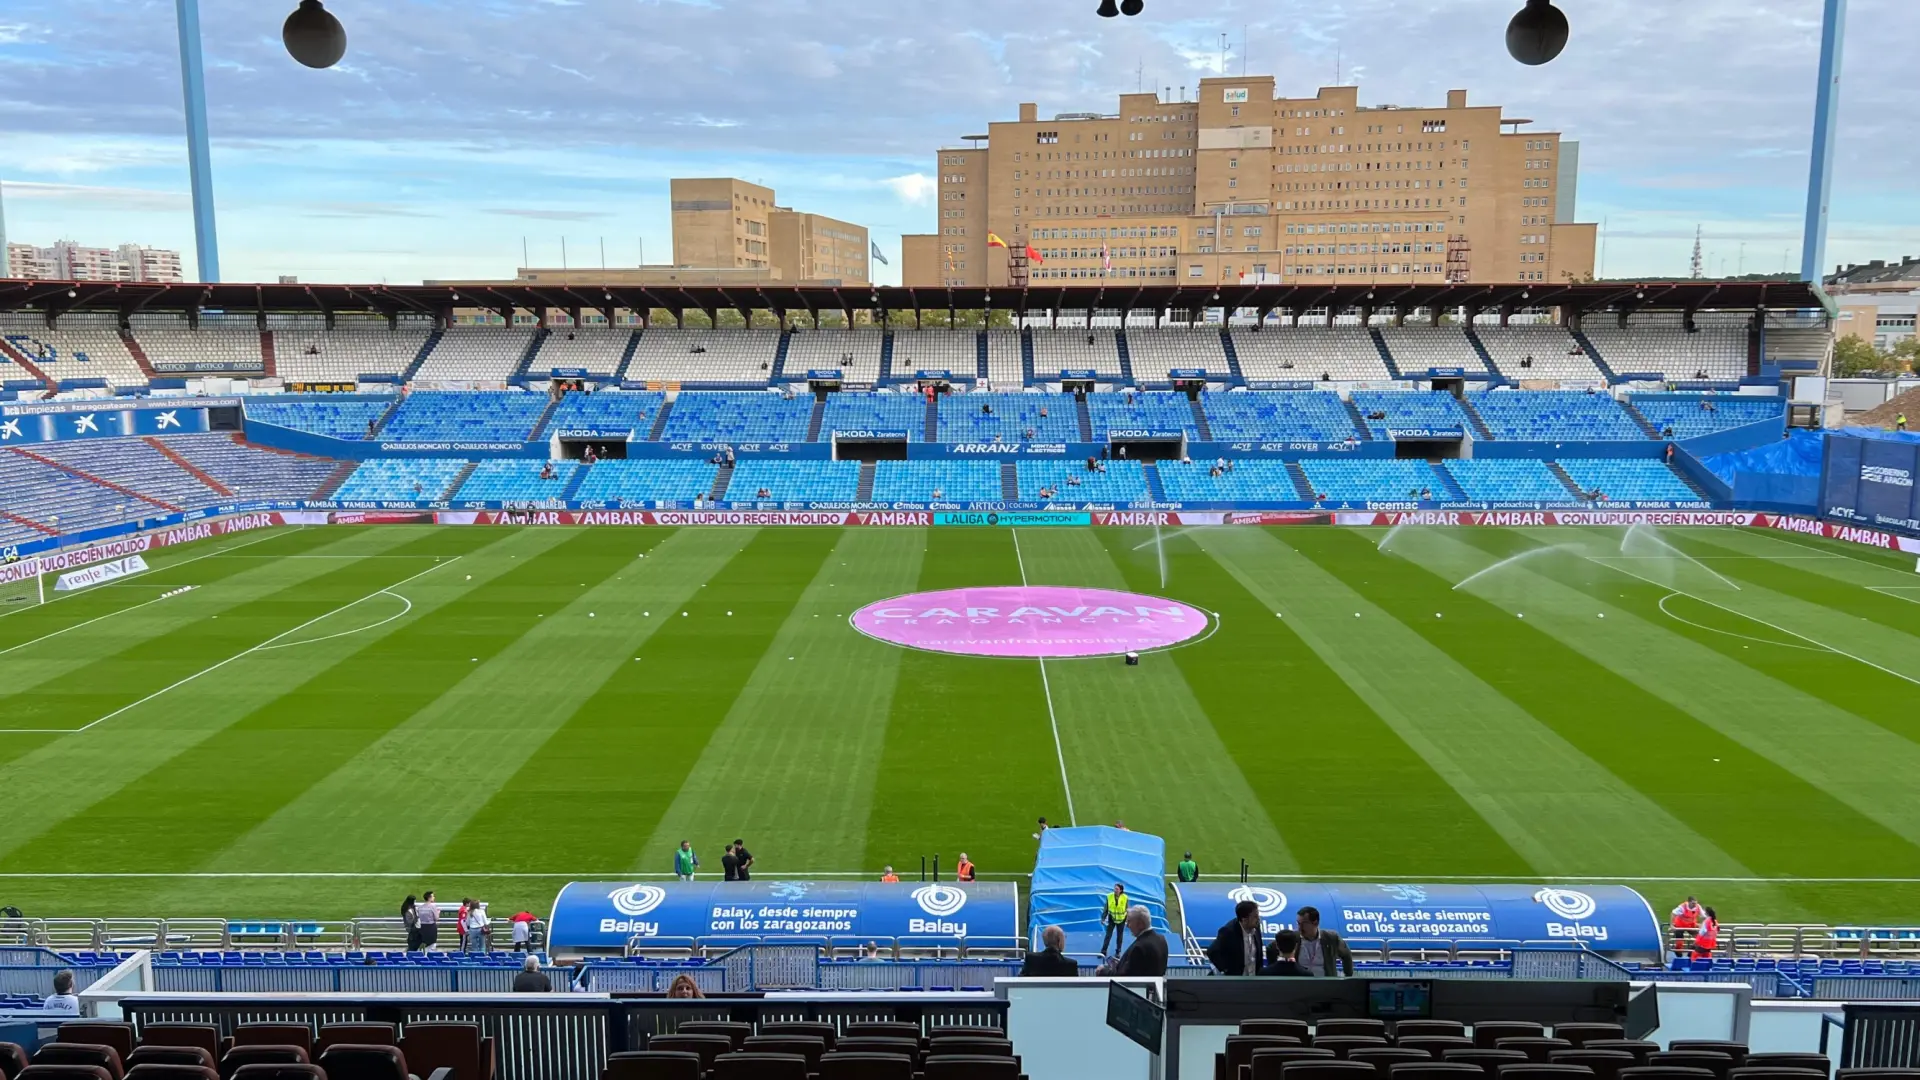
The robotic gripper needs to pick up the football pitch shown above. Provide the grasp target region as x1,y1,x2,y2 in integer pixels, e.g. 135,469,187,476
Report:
2,522,1918,928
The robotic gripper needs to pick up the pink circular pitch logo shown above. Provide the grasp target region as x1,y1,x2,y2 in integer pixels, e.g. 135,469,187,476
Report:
851,586,1210,659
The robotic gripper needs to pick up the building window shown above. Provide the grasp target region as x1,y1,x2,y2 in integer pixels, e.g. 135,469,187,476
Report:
1189,264,1204,277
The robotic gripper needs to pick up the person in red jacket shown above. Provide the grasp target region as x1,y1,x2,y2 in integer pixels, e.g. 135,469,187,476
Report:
1691,907,1720,960
1671,896,1703,953
956,853,976,882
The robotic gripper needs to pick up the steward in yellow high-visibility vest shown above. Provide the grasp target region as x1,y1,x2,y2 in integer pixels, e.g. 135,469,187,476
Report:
1101,884,1130,956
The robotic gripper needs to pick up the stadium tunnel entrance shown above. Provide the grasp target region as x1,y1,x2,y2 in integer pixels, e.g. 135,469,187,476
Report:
558,438,629,461
1107,433,1185,461
832,434,909,462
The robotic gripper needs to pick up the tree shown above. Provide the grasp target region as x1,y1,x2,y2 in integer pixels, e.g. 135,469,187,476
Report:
1833,335,1888,377
1889,337,1920,375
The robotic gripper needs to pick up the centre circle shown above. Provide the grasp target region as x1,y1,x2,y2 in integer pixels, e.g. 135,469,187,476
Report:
849,586,1210,659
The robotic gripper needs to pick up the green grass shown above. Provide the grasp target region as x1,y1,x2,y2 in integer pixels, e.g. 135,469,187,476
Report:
1,522,1917,927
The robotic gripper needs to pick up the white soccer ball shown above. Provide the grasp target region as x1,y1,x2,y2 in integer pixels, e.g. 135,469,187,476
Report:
589,612,596,618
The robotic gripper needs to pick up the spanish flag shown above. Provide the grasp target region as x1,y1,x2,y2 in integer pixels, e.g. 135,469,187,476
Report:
987,233,1008,249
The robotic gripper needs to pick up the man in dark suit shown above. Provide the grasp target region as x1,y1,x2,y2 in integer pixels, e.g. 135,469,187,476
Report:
1019,925,1080,976
1206,899,1264,976
1296,905,1355,977
1260,929,1313,977
1108,907,1168,977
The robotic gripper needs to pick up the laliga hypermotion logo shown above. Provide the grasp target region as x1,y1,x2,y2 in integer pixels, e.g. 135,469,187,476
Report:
1533,887,1607,942
608,884,668,917
908,884,969,935
1228,886,1289,918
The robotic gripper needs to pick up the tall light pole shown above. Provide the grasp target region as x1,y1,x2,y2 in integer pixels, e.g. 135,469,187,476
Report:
1800,0,1846,285
175,0,221,282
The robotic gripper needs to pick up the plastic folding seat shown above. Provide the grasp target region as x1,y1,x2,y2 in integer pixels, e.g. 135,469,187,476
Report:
712,1053,809,1080
400,1023,494,1080
818,1052,916,1080
58,1029,135,1062
1243,1021,1313,1042
1669,1046,1747,1068
1284,1063,1381,1080
1837,1071,1920,1080
843,1024,920,1041
1619,1069,1719,1080
601,1051,703,1080
1445,1050,1531,1076
1551,1028,1625,1050
230,1030,310,1059
669,1022,749,1049
2,1045,30,1080
1473,1025,1546,1050
1739,1055,1829,1074
1550,1051,1637,1080
1585,1044,1659,1066
834,1038,918,1065
757,1022,837,1049
228,1065,324,1080
1397,1022,1466,1037
316,1046,419,1080
1321,1038,1393,1059
1498,1067,1595,1080
125,1066,218,1080
218,1047,307,1080
926,1038,1012,1059
1729,1070,1824,1080
644,1037,732,1072
17,1067,115,1080
125,1052,213,1074
316,1026,397,1055
1320,1023,1391,1041
133,1028,221,1063
1648,1053,1734,1080
32,1047,123,1080
1392,1067,1499,1080
1224,1039,1317,1080
740,1038,824,1067
1353,1049,1436,1074
1497,1040,1573,1064
922,1058,1020,1080
1402,1040,1475,1057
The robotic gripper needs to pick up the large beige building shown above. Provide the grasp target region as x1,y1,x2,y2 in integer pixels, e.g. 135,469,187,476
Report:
5,240,184,283
670,178,869,285
904,79,1595,290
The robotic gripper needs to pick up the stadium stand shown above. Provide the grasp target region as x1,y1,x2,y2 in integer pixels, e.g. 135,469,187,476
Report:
1202,391,1360,442
31,438,220,508
1558,459,1702,501
1631,394,1785,439
1123,328,1233,378
272,323,432,383
1443,459,1577,502
243,396,395,439
1017,459,1150,502
1584,318,1749,381
1,313,149,387
380,391,546,443
412,327,535,383
452,460,579,502
728,460,862,502
130,314,265,373
159,433,341,499
528,328,632,378
1229,327,1390,381
572,460,718,504
818,392,923,436
1348,391,1473,439
938,392,1078,443
333,458,469,502
1474,325,1606,382
984,331,1025,385
870,461,1001,502
1028,328,1123,378
544,390,665,436
1300,459,1447,501
624,328,780,384
784,329,885,384
1467,391,1648,441
1157,459,1303,502
1086,391,1204,439
887,331,978,381
0,449,158,534
661,392,813,443
1376,326,1492,376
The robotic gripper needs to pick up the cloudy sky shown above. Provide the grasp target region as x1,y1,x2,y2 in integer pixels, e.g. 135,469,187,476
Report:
1,0,1914,285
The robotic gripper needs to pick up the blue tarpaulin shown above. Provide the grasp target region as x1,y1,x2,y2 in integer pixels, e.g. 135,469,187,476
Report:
1028,826,1168,954
1703,428,1824,512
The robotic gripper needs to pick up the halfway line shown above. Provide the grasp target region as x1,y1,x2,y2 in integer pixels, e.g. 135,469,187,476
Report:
1012,528,1077,827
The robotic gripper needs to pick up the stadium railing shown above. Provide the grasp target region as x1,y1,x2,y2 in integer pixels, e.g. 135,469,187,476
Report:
1722,924,1920,959
0,916,548,952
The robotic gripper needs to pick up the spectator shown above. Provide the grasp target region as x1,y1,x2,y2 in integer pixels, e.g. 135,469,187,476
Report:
1261,930,1313,977
465,901,491,953
1692,906,1720,960
861,942,886,962
956,853,976,881
722,843,740,881
1113,819,1129,830
45,969,80,1012
1020,925,1080,976
1176,852,1199,883
1103,907,1167,976
733,838,754,881
1033,816,1050,839
881,866,899,883
512,955,552,993
1100,883,1129,956
402,895,421,951
1207,899,1264,977
455,898,471,950
511,910,537,952
674,840,699,881
1294,906,1354,976
667,974,704,999
1671,895,1703,953
417,891,440,949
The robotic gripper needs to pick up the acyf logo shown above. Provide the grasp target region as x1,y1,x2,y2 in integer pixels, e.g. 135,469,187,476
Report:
608,884,668,917
913,884,968,918
1531,887,1597,921
1227,886,1289,918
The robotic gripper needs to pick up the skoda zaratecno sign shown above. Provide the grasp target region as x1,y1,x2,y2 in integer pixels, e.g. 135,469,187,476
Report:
548,880,1019,950
1173,882,1662,957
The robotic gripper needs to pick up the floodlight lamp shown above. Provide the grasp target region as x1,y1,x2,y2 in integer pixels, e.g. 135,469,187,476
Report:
1096,0,1120,16
284,0,347,69
1506,0,1568,65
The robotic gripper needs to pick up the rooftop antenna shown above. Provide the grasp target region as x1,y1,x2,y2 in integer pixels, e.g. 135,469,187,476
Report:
1243,25,1248,76
1336,45,1343,86
1137,58,1144,93
561,236,568,270
1598,216,1608,278
522,236,529,270
1689,225,1704,279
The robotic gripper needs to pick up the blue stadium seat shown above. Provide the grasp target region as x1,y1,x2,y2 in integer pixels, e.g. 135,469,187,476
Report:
1348,391,1471,439
381,390,546,442
937,392,1078,443
334,458,468,501
820,392,925,437
1203,391,1359,442
1631,393,1785,439
244,396,395,439
1157,460,1300,502
1557,459,1700,501
546,390,665,435
1443,460,1574,502
728,460,861,502
1467,390,1646,441
871,461,1001,502
1085,392,1201,439
662,392,813,443
572,460,718,503
1300,460,1446,501
453,459,579,501
1017,459,1149,502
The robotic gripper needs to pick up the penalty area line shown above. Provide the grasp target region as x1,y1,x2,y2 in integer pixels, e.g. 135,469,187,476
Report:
0,529,289,623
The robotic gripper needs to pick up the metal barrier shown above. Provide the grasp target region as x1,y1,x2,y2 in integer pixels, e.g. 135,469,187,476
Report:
146,965,568,994
1815,976,1920,1001
0,918,548,952
1724,923,1920,960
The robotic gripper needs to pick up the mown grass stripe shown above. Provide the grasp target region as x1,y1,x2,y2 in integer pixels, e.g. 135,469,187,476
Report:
863,528,1063,881
1106,526,1529,879
1015,528,1296,872
1671,527,1920,636
204,527,753,878
1208,526,1755,879
639,527,922,875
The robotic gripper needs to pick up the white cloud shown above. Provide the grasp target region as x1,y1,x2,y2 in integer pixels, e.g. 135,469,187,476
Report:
884,173,936,205
1,181,188,211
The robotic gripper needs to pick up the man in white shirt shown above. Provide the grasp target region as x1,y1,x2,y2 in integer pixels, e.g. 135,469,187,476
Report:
44,969,80,1012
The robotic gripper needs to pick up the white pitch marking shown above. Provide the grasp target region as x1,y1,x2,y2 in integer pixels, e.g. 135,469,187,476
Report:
0,529,287,622
0,590,187,657
1012,527,1077,828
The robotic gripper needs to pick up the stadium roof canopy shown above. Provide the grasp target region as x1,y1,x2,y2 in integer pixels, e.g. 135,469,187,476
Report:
0,277,1826,320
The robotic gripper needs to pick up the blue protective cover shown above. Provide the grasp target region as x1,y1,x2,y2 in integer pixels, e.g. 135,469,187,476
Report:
1028,826,1169,947
546,880,1019,950
1703,428,1825,512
